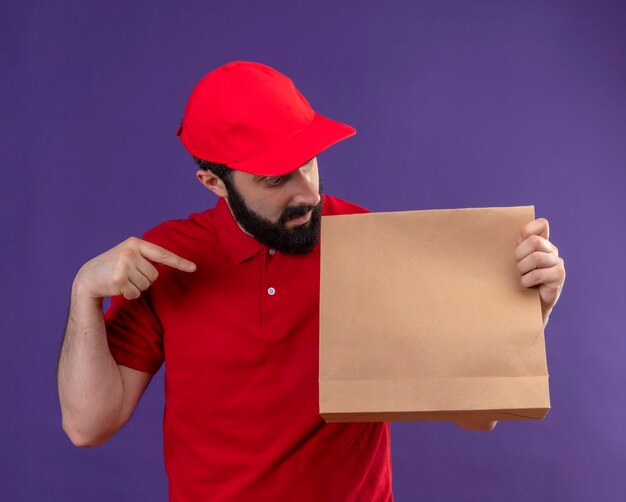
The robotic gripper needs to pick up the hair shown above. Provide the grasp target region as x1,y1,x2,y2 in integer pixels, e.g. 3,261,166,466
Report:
192,156,234,182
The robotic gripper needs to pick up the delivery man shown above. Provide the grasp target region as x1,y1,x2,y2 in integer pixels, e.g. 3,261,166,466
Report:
57,61,566,501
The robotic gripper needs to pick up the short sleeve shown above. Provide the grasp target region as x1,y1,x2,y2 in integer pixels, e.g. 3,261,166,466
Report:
104,289,164,374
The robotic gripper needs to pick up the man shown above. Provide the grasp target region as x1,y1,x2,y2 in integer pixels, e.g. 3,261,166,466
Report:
57,61,566,501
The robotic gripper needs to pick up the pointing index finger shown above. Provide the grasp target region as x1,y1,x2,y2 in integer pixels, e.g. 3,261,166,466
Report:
137,240,196,272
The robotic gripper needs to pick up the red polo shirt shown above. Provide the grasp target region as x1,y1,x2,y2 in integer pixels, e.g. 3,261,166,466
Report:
104,194,393,501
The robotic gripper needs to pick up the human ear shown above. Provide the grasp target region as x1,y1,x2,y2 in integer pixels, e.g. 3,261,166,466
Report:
195,169,228,198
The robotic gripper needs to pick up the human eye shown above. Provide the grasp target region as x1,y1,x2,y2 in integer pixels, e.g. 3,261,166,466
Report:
265,175,285,186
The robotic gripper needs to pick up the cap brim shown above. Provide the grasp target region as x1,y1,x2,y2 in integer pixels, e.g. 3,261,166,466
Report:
227,113,356,176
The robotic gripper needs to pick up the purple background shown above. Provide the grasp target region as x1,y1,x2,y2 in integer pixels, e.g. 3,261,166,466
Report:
1,1,625,500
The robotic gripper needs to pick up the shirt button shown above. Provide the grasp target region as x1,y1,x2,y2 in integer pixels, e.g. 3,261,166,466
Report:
267,287,276,296
269,248,276,255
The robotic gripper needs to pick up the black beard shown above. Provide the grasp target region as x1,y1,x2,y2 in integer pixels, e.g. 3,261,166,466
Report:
222,177,324,255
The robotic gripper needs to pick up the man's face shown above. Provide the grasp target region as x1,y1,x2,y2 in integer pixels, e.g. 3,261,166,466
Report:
223,158,323,254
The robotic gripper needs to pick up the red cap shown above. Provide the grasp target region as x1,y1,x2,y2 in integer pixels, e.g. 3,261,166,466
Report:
177,61,356,176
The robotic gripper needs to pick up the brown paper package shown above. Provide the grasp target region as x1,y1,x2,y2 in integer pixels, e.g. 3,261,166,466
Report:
319,206,550,423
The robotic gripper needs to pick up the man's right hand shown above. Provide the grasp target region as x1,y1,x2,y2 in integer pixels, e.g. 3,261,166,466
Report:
74,237,197,301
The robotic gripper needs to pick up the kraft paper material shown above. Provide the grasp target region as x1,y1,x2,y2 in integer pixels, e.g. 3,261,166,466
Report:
319,206,550,422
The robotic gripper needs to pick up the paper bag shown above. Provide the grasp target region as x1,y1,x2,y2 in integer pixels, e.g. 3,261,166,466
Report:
319,206,549,422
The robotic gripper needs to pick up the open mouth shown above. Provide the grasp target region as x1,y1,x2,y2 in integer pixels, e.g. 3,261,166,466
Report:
287,211,312,226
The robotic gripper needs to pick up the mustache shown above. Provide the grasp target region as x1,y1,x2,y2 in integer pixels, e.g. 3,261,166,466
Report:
279,201,321,224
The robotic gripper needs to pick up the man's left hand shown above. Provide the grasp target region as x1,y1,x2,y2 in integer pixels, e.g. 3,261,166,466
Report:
456,217,565,433
455,419,497,431
514,217,566,326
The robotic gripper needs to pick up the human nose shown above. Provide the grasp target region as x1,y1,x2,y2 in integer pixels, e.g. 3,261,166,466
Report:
290,167,320,206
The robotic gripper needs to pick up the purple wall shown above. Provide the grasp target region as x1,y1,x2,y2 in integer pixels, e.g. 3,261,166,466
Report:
2,1,624,500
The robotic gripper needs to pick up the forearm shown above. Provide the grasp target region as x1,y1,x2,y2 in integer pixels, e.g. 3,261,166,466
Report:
57,281,124,446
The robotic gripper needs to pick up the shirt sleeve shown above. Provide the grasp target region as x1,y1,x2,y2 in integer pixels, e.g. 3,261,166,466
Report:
104,288,164,374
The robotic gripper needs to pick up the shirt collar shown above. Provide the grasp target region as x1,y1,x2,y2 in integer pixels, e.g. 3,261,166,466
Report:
212,197,265,264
